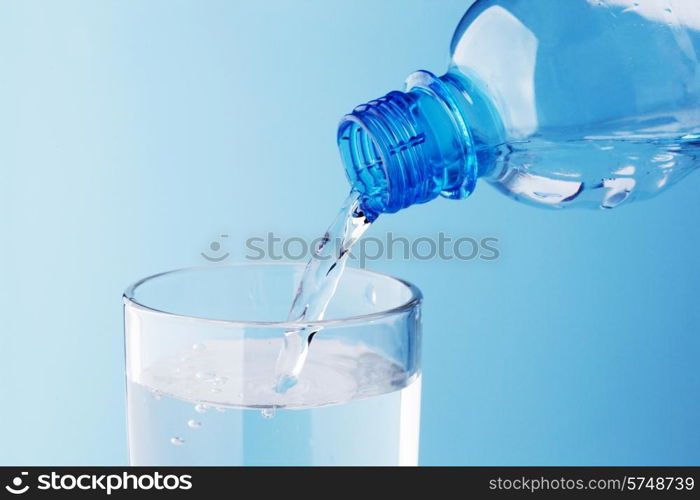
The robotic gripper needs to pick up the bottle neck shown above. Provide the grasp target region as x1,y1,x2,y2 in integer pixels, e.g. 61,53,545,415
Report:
338,71,479,219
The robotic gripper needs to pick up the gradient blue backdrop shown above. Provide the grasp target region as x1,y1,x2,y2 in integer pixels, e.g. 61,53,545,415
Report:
1,0,698,465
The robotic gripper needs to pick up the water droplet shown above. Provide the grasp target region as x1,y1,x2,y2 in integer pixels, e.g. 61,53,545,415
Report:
212,376,228,386
150,389,162,400
365,284,377,305
261,407,276,419
652,152,674,163
614,165,635,176
622,2,639,13
192,343,206,352
194,403,209,413
170,437,185,446
601,177,636,209
602,191,628,208
533,191,561,199
210,387,222,393
664,7,672,14
187,419,202,429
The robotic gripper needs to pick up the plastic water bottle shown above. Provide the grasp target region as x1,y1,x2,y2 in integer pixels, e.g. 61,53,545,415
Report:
338,0,700,219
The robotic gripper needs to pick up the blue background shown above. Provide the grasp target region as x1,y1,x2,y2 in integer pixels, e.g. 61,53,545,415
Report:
1,0,698,465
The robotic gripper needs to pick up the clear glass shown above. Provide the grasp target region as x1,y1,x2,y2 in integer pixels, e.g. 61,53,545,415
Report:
123,263,422,466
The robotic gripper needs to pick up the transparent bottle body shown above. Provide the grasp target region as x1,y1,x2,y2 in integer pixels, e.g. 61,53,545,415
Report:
339,0,700,215
448,0,700,208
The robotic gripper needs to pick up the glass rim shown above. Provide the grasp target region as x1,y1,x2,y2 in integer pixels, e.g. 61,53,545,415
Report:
123,262,422,329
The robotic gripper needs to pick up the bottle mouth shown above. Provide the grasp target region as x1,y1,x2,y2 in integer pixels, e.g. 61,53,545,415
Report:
337,118,389,220
337,90,436,219
337,71,478,218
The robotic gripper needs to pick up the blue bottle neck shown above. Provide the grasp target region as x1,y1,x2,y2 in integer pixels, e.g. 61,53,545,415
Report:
338,71,483,219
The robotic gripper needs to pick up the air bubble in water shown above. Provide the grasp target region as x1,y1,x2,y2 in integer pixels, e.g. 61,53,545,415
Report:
170,437,185,446
195,371,216,381
150,389,162,400
194,403,209,413
187,419,202,429
192,343,206,351
261,407,276,419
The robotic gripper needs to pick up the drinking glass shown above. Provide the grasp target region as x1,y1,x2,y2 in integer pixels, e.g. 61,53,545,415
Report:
123,263,422,465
